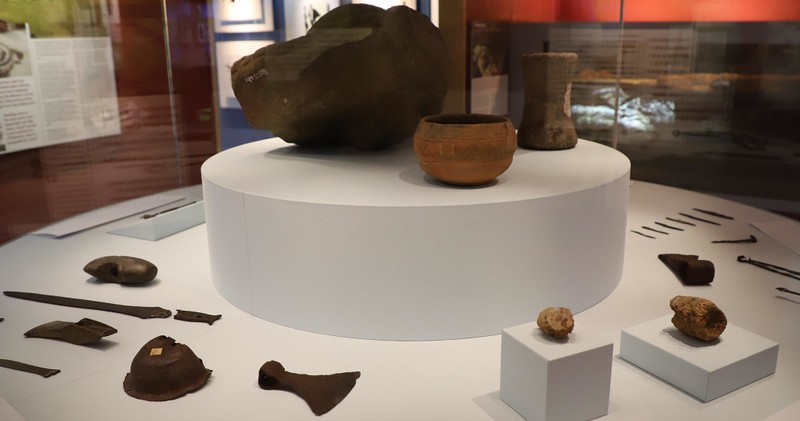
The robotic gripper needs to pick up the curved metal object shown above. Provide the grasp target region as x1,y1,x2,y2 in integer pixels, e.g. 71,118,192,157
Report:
124,336,212,401
4,291,171,319
738,256,800,281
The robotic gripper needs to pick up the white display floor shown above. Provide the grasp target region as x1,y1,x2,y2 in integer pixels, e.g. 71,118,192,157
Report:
1,181,799,420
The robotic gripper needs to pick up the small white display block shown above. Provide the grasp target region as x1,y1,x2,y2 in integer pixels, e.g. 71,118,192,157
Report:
620,315,779,402
500,322,613,421
109,201,205,241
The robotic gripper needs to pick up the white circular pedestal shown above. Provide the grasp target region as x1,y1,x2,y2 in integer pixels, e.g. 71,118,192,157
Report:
202,138,630,340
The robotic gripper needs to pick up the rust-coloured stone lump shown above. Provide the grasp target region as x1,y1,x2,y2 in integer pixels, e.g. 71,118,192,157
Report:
670,295,727,341
536,307,574,340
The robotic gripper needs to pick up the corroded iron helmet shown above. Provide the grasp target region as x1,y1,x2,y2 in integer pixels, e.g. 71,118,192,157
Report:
123,335,212,401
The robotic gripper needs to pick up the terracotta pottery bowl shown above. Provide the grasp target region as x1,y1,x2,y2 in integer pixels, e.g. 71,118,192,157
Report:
413,113,517,186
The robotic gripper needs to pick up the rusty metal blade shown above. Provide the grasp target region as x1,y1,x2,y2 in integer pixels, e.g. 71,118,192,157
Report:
4,291,171,319
0,359,60,378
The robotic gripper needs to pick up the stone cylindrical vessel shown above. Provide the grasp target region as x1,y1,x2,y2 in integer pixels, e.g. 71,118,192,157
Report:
517,52,578,150
413,113,517,186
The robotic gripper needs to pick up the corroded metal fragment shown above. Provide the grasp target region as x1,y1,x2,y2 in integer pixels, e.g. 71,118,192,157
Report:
24,318,117,345
124,336,212,401
3,291,172,319
536,307,574,340
0,359,60,378
258,360,360,416
174,310,222,325
670,295,727,341
658,254,715,285
83,255,158,285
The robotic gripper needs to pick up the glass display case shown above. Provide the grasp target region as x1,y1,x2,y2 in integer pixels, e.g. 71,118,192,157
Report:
0,0,216,244
452,1,800,218
0,0,798,243
1,2,800,420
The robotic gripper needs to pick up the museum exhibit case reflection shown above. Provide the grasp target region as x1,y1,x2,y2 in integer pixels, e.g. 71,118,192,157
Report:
530,2,800,217
0,0,217,244
1,1,800,420
1,0,797,245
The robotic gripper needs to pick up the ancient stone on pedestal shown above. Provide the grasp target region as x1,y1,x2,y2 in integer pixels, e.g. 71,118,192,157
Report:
517,52,578,150
231,4,448,150
670,295,727,341
536,307,574,340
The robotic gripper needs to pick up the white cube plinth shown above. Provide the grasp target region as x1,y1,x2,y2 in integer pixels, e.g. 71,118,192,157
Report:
620,315,779,402
500,322,613,421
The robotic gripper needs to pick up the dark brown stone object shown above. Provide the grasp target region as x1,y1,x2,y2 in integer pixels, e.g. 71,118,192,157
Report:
231,4,448,150
83,255,158,285
124,336,212,401
24,318,117,345
658,254,715,285
518,52,578,150
413,113,517,185
258,360,360,416
670,295,727,341
174,310,222,325
536,307,574,339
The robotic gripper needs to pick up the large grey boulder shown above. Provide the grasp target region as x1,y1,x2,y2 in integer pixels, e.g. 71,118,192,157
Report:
231,4,448,150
